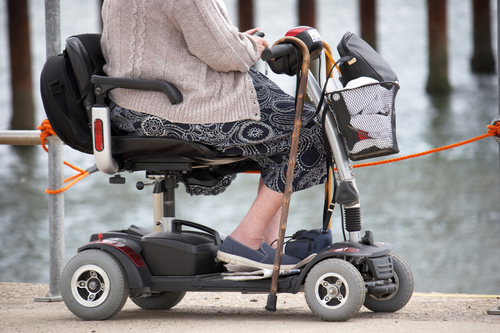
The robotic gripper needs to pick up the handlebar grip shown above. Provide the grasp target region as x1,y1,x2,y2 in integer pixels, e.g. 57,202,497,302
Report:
261,44,296,62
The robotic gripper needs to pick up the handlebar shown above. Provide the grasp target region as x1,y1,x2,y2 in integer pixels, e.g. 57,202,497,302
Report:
261,44,296,62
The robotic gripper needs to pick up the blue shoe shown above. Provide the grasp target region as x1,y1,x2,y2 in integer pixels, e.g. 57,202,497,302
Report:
217,236,301,270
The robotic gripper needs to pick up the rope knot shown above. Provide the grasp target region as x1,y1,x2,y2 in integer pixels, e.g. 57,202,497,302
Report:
37,119,91,194
37,119,57,152
487,122,500,143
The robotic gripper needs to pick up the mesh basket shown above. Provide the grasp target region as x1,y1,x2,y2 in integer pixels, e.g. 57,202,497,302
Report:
326,82,399,161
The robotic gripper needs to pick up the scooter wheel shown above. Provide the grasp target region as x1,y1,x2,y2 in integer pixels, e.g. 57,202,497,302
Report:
363,253,414,313
304,258,365,322
61,250,129,320
130,291,186,310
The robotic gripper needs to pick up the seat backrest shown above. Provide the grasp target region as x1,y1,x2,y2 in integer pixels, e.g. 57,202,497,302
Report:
65,34,106,116
40,34,104,154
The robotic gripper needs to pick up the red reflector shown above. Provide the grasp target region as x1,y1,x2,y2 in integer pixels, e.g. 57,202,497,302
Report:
285,27,310,37
94,119,104,152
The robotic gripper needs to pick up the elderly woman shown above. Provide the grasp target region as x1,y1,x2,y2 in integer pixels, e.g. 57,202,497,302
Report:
101,0,328,269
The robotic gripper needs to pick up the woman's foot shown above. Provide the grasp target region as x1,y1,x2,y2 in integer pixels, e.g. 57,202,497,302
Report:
217,236,301,270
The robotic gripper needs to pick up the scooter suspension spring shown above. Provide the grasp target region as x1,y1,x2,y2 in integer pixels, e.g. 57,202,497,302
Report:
344,207,362,232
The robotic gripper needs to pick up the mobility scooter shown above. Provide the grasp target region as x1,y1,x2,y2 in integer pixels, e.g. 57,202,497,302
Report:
40,27,414,321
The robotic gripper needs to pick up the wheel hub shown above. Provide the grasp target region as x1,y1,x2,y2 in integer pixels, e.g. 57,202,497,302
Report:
70,264,110,308
315,273,349,310
328,286,339,297
88,279,101,293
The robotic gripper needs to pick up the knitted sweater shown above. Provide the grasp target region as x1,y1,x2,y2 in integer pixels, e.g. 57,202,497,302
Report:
101,0,260,124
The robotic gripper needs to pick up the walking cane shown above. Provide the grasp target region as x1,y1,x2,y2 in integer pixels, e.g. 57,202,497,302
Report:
265,37,311,311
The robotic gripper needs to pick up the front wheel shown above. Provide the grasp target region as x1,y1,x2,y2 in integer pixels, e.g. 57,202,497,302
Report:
364,253,414,313
304,258,365,322
131,291,186,310
61,250,129,320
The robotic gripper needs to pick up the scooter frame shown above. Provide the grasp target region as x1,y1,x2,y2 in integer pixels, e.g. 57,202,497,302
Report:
59,35,414,322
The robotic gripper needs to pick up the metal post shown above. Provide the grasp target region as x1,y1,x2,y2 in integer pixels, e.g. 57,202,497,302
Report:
35,136,65,302
488,0,500,316
44,0,60,58
497,0,500,215
34,0,64,302
498,0,500,172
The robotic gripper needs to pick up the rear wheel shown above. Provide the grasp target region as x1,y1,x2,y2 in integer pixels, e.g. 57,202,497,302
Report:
304,258,365,321
61,250,129,320
131,291,186,310
364,253,414,312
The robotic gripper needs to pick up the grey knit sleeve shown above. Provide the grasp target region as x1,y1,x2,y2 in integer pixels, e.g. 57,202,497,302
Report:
171,0,259,73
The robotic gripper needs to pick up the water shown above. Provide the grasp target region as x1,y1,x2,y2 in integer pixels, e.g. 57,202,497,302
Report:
0,0,499,295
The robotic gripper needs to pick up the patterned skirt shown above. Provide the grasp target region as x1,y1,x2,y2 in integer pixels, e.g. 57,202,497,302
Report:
110,68,328,194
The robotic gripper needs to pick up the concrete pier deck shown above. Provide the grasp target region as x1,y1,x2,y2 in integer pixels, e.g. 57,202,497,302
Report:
0,282,498,332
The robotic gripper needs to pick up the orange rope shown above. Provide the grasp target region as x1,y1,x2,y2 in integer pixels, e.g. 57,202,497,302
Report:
245,123,500,174
36,120,500,189
37,120,90,194
352,123,500,169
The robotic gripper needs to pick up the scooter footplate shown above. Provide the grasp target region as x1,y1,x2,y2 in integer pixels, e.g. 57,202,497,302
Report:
150,273,301,294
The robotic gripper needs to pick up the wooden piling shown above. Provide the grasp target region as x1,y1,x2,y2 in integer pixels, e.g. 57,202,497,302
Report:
238,0,254,32
359,0,377,50
426,0,451,95
471,0,495,73
7,0,35,130
299,0,316,28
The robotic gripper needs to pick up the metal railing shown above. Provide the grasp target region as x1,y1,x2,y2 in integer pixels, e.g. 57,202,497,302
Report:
0,0,67,303
39,0,64,302
0,131,65,302
0,130,42,145
490,0,500,316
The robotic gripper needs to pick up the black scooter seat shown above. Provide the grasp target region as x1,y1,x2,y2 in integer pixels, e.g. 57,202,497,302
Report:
111,136,239,159
110,136,248,171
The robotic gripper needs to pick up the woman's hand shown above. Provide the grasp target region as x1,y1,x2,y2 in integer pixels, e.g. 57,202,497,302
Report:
245,28,269,59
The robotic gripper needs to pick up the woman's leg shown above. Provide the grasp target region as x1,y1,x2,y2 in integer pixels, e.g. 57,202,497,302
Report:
257,177,282,247
263,208,282,248
229,177,284,250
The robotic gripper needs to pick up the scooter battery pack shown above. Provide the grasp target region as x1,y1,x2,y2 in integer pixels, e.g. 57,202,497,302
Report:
141,231,222,276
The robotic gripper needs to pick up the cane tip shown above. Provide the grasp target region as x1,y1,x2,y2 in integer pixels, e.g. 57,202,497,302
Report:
265,294,278,311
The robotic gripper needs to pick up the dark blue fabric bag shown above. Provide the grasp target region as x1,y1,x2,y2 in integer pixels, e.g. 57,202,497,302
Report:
284,228,332,260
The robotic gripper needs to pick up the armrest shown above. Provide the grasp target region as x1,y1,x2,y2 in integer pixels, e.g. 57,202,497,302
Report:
91,75,183,105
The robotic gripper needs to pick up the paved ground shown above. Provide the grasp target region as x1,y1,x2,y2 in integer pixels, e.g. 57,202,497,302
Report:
0,283,499,332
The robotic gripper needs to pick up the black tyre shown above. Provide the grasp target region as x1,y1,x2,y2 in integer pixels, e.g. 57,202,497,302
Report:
130,291,186,310
61,250,129,320
304,258,365,321
364,253,414,313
